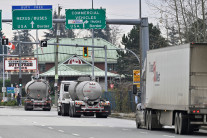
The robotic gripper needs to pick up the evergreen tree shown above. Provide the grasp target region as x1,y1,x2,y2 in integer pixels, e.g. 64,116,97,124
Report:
117,23,168,80
43,11,75,40
168,26,179,45
12,30,33,56
93,24,111,42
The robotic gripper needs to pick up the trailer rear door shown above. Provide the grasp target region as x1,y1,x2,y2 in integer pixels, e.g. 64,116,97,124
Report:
190,44,207,107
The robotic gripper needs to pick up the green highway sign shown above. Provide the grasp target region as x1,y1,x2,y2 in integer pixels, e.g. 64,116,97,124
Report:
65,9,106,29
0,10,2,30
12,5,53,30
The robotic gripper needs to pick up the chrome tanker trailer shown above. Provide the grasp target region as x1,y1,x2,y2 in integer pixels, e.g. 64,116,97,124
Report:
24,78,51,111
58,81,111,118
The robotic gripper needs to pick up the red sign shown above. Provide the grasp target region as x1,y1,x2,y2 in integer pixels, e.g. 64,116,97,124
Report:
110,84,114,89
68,57,82,64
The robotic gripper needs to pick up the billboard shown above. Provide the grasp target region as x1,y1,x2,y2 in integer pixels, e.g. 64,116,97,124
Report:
5,58,37,71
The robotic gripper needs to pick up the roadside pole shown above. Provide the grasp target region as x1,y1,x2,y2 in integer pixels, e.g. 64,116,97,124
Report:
104,45,108,92
36,28,39,76
55,5,61,106
3,43,5,101
91,0,95,81
35,0,39,77
139,0,143,98
18,31,22,102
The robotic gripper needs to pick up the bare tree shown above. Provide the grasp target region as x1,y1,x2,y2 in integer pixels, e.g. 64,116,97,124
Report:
146,0,207,43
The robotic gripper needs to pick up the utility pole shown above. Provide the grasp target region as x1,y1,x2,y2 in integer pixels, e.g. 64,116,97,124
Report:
35,0,39,77
91,0,95,81
139,0,143,95
18,31,22,102
55,5,61,106
2,39,5,101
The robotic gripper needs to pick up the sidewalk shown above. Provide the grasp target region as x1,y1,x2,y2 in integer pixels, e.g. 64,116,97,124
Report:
110,112,135,120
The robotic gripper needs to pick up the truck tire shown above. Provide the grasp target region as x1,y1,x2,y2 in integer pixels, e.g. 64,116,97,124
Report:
146,110,149,130
24,106,28,111
61,104,66,116
178,112,187,134
148,110,153,130
72,105,81,118
58,106,61,115
174,112,179,134
69,104,74,117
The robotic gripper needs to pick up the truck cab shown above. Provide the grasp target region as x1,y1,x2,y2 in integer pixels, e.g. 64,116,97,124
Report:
57,81,73,115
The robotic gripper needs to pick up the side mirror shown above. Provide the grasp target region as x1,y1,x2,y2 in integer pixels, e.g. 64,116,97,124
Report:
133,85,137,95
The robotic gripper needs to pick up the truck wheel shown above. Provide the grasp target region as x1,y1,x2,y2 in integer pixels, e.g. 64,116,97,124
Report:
178,112,187,134
69,105,74,117
24,106,28,111
61,104,66,116
58,106,61,115
148,110,153,130
145,111,149,130
174,112,179,134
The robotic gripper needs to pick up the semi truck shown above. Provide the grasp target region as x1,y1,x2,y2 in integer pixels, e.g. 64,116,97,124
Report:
135,43,207,134
24,78,51,111
57,80,111,118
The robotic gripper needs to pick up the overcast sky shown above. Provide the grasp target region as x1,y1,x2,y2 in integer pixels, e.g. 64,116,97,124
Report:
0,0,160,43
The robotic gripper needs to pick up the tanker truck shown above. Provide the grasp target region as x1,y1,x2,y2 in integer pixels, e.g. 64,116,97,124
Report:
58,80,111,118
24,78,51,111
135,43,207,134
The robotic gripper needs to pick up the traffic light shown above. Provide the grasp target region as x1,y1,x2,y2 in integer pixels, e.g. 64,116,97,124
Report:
19,78,22,87
83,47,88,58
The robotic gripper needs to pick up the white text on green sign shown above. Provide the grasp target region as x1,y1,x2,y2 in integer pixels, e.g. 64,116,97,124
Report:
65,9,106,29
12,5,52,30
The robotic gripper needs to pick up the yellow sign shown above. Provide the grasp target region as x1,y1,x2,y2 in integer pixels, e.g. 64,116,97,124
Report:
133,70,140,84
136,83,140,88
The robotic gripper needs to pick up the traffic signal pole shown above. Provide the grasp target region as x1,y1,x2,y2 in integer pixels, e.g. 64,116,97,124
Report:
2,43,5,101
91,0,95,81
55,5,61,106
18,31,22,101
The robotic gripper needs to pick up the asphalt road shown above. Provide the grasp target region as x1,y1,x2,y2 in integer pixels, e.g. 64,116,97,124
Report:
0,107,207,138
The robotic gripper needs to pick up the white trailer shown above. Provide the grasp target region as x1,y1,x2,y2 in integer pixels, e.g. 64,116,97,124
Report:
136,43,207,134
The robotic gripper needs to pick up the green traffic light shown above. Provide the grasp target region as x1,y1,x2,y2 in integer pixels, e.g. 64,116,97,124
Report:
84,54,87,56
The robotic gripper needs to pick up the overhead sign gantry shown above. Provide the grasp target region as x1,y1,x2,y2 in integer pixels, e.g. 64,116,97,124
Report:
12,5,53,30
65,9,106,29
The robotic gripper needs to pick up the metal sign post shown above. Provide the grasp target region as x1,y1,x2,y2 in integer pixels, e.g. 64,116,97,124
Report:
2,43,5,101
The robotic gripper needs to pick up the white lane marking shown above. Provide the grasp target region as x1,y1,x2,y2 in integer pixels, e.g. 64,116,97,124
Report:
89,137,94,138
48,127,53,129
163,135,175,138
32,121,37,124
58,130,64,133
122,128,129,131
72,133,80,136
140,131,148,134
23,119,27,121
41,125,45,127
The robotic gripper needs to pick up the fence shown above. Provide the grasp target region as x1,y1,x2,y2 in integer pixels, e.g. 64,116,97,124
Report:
102,91,136,113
